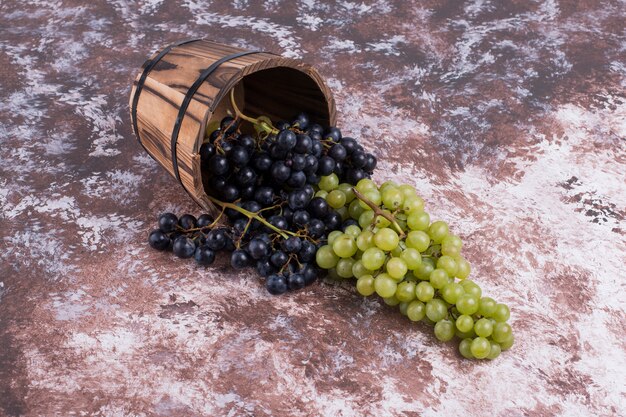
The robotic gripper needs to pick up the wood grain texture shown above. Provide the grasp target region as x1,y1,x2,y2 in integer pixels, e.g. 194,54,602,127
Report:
129,39,336,214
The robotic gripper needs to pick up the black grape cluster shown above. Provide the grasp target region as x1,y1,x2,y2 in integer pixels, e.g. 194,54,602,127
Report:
148,111,377,295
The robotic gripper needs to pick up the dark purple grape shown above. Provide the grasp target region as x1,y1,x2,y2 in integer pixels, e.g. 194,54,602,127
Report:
294,134,312,153
329,144,347,161
307,197,329,218
282,236,302,253
208,155,229,176
270,250,289,267
229,146,250,167
173,236,196,258
197,214,214,228
206,229,226,251
194,246,216,265
288,273,305,290
149,229,170,250
178,214,197,230
158,213,178,233
317,156,335,176
277,129,297,150
266,274,288,295
231,249,251,269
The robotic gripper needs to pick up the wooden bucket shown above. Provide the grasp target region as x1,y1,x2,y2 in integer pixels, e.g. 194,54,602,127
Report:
129,39,337,213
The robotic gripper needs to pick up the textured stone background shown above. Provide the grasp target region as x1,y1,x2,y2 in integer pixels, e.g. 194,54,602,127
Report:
1,1,625,416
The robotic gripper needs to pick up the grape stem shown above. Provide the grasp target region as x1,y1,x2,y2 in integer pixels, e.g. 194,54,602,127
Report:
206,195,295,239
229,89,278,135
352,188,405,237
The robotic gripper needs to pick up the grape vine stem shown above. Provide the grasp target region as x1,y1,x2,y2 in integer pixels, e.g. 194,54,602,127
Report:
229,89,278,135
352,188,405,237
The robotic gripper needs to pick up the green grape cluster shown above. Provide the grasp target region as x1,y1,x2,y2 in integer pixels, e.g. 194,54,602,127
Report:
315,177,514,360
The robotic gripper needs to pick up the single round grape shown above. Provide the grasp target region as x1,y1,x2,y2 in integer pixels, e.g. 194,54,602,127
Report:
493,303,511,322
499,333,514,350
358,210,375,229
402,196,424,214
457,294,479,315
398,184,417,200
373,228,399,251
437,255,458,277
414,260,435,280
374,273,397,298
348,199,365,219
319,173,339,191
487,341,501,359
471,337,491,359
379,180,397,192
478,297,497,317
425,298,447,322
336,258,355,278
406,300,426,321
148,229,170,251
351,260,371,278
456,315,474,333
361,247,386,270
356,275,375,296
474,318,494,338
442,234,462,248
327,190,347,209
415,281,435,302
332,235,358,258
383,296,400,306
441,243,460,257
356,230,375,251
395,281,416,302
337,183,356,203
492,322,512,343
398,301,409,316
373,212,391,229
407,211,430,231
459,338,474,359
441,282,465,304
355,178,377,193
382,187,404,210
358,189,382,210
455,256,471,279
405,231,431,252
327,230,343,245
316,245,339,269
429,269,449,289
315,190,328,199
390,244,403,258
400,248,422,270
460,279,482,298
344,225,361,239
428,220,449,244
434,320,455,342
386,257,408,280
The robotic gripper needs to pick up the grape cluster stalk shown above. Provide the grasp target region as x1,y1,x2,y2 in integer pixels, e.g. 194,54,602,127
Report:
314,178,514,359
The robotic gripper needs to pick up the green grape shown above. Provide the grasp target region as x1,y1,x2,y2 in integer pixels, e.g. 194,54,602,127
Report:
429,269,449,289
355,178,377,193
414,258,435,280
459,338,474,359
348,199,365,219
398,301,409,316
456,314,474,333
406,300,426,321
383,295,400,306
415,281,435,302
373,212,392,228
362,247,386,270
395,281,416,302
337,183,356,203
428,220,449,244
373,228,399,251
356,230,375,251
455,256,471,279
492,322,512,343
434,320,455,342
390,244,403,257
487,341,501,359
332,235,357,258
337,206,349,221
470,337,491,359
442,234,463,250
455,327,476,339
327,230,343,245
315,190,328,199
405,231,431,252
423,244,441,257
356,275,375,296
398,184,417,200
374,273,397,298
379,180,398,192
425,298,447,322
319,173,339,191
382,187,404,210
440,282,464,304
336,258,355,278
436,255,458,277
359,189,382,210
358,210,375,228
316,245,339,269
457,294,479,315
474,318,493,338
407,211,430,231
499,333,514,350
352,260,372,278
400,248,422,270
386,257,408,280
478,297,497,317
327,189,347,209
460,280,482,298
344,225,362,239
402,196,424,214
493,304,511,322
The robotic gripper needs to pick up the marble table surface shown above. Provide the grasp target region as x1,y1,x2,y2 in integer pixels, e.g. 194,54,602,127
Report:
1,1,625,416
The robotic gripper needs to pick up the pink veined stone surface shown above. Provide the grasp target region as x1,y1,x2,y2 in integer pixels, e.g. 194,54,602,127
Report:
1,1,625,416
